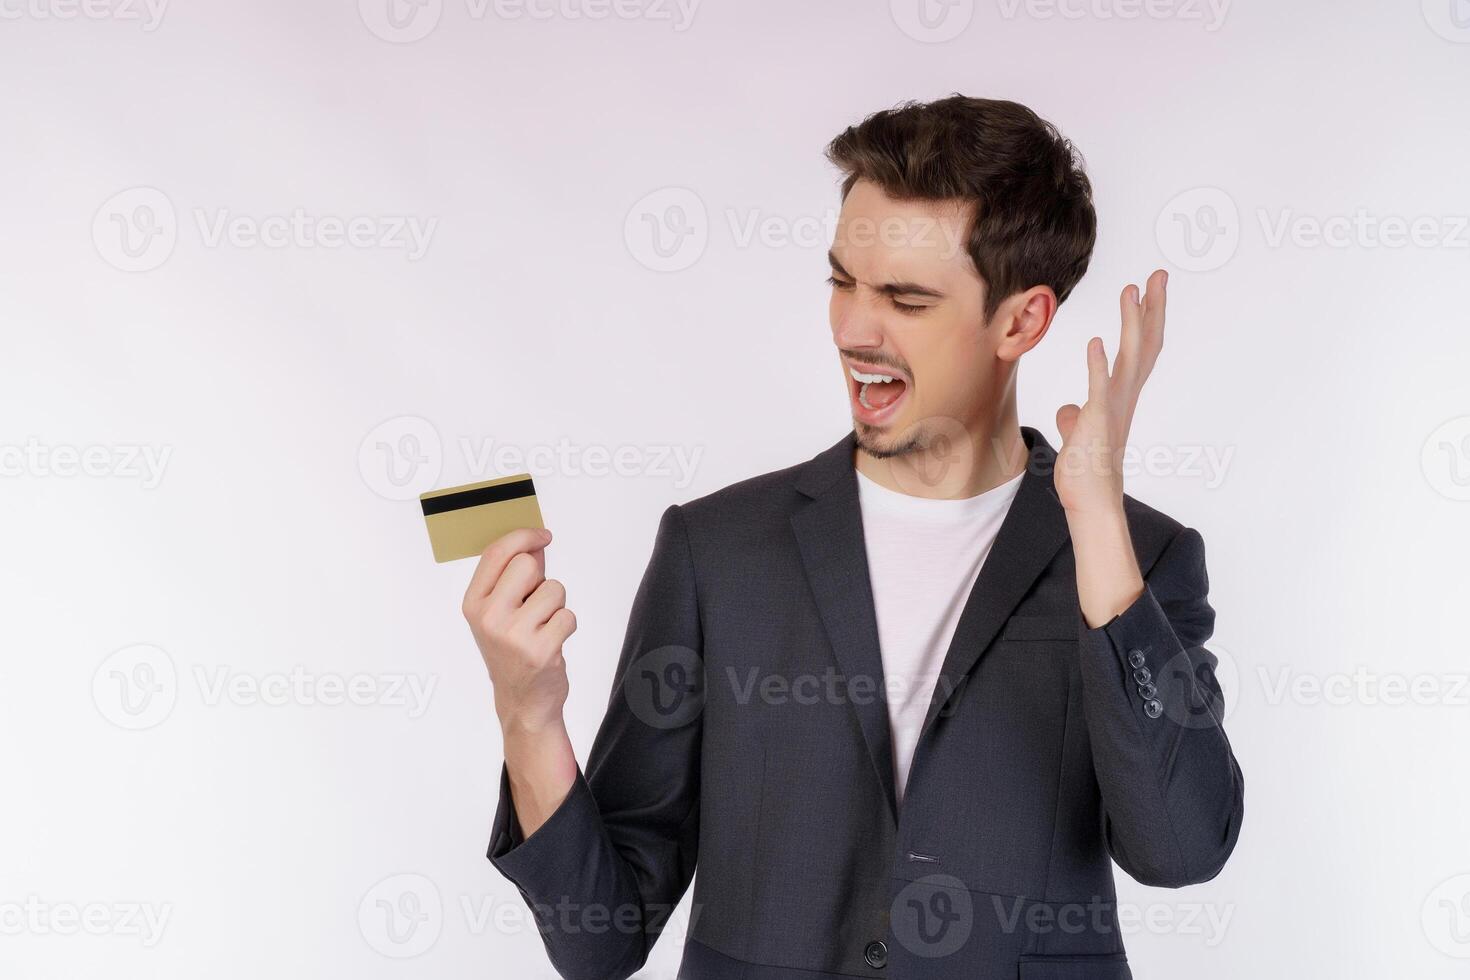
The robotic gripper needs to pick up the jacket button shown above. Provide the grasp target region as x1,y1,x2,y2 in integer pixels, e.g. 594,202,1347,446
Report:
864,940,888,968
1138,681,1157,699
1132,667,1152,685
1144,698,1163,718
1128,649,1146,668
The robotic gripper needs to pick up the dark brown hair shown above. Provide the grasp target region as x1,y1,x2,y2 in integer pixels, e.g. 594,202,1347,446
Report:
824,95,1096,322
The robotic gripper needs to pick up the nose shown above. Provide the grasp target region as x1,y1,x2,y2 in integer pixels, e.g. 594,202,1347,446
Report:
831,292,885,351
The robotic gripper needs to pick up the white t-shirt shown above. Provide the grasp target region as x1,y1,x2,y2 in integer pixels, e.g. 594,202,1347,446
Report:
855,467,1026,805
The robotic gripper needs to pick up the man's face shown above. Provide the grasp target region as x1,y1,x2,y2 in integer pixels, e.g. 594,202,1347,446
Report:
828,179,1000,459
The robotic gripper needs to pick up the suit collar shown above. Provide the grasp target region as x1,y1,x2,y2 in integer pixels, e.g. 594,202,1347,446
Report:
793,429,860,499
789,426,1072,822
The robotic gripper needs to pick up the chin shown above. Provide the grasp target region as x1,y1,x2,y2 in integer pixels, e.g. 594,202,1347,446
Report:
853,418,926,460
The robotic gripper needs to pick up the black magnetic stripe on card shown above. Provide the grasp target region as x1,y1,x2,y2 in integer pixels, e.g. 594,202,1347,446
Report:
420,478,536,516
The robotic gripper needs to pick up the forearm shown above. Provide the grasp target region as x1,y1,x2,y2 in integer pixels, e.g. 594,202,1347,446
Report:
502,716,578,839
486,504,704,980
1066,502,1145,628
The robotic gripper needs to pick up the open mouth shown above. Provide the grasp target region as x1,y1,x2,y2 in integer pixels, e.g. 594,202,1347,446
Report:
846,362,909,426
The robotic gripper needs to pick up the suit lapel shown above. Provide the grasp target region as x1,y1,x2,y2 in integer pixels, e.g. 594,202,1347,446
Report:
790,432,898,823
789,427,1073,823
917,426,1072,740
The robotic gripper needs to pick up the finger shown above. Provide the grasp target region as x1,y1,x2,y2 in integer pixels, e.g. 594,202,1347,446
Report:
1086,336,1110,406
540,606,578,647
519,578,567,629
1138,269,1167,373
487,549,547,612
464,527,552,604
1116,282,1143,378
1142,269,1167,335
1056,403,1080,443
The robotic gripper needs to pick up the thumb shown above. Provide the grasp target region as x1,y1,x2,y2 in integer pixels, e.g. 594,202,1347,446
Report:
1056,404,1081,443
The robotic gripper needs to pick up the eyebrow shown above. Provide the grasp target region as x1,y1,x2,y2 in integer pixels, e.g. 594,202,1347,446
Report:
827,251,946,300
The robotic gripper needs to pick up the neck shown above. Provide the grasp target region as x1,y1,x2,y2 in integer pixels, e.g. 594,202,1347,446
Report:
853,406,1026,500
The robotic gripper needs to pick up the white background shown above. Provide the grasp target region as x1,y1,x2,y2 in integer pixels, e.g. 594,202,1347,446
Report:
4,1,1470,977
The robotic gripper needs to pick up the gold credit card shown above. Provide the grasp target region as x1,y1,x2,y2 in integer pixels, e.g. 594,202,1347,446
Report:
419,474,543,563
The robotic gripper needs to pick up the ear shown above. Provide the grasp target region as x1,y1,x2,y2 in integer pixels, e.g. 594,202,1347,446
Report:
991,285,1058,363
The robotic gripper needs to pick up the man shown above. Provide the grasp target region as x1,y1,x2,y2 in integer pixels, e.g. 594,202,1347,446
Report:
465,96,1244,980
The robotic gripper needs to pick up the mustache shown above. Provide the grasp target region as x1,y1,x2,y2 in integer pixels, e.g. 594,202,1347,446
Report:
839,348,912,379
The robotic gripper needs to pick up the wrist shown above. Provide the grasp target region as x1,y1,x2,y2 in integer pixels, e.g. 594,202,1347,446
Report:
1063,498,1128,530
498,705,569,741
501,719,578,839
1066,502,1144,629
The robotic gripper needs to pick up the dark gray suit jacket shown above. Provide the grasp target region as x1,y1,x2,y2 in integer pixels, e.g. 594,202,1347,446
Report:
488,426,1244,980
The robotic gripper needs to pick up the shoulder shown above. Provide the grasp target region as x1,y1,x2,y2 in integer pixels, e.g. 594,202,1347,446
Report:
660,434,848,553
1118,492,1207,578
1121,491,1185,539
675,456,811,532
643,451,818,587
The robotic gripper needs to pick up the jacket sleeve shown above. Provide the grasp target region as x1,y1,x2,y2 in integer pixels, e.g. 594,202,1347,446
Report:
1078,524,1245,888
487,504,703,980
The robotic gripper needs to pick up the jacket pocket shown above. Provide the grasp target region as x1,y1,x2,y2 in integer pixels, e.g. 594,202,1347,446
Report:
1002,615,1079,642
1017,953,1132,979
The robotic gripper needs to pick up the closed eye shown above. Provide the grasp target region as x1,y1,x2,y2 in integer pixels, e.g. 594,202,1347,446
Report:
828,274,929,315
